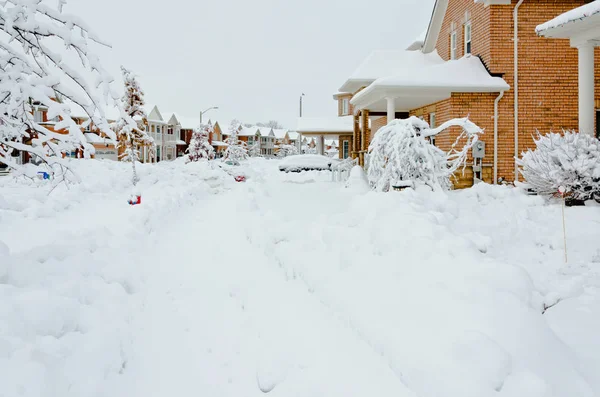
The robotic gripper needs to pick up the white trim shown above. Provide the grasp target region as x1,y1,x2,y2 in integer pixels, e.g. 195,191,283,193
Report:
464,21,472,55
450,30,457,60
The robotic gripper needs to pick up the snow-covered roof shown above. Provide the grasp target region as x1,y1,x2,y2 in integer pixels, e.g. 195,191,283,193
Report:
85,133,114,144
351,52,509,112
296,116,354,134
406,29,427,51
536,1,600,37
272,128,288,139
258,127,274,137
238,126,259,136
287,131,299,140
211,141,229,147
175,139,187,145
339,50,438,93
332,92,352,100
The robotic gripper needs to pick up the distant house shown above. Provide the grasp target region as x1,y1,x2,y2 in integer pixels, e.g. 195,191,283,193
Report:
211,121,229,156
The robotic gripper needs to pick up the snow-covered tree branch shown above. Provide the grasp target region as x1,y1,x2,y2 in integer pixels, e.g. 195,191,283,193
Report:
0,0,116,179
367,116,482,191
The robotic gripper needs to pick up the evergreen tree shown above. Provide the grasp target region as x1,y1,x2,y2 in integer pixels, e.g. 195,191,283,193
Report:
187,124,215,162
115,66,153,186
223,120,248,162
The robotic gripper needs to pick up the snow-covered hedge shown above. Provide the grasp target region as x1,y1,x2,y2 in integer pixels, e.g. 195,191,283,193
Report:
367,116,482,191
518,131,600,201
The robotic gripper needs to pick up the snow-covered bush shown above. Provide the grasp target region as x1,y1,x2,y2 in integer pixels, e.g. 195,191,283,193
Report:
115,67,153,186
187,125,215,162
518,131,600,201
0,0,115,179
249,140,261,157
277,144,298,158
367,116,482,192
223,120,248,162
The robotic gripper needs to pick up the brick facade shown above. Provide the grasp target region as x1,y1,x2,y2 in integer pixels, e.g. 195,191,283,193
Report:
337,94,355,117
426,0,598,185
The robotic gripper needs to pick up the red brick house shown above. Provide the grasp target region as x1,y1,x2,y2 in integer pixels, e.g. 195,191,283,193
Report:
338,0,600,188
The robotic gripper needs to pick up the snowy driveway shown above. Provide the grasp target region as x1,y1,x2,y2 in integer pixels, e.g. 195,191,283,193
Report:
1,158,599,396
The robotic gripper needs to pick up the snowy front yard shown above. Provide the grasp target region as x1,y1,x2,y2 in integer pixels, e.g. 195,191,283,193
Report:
1,158,599,396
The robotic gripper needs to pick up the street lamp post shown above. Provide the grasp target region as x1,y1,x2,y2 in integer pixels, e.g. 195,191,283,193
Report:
299,93,305,117
200,106,219,125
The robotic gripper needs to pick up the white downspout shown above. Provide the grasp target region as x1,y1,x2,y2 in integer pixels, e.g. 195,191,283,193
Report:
494,91,504,185
513,0,525,182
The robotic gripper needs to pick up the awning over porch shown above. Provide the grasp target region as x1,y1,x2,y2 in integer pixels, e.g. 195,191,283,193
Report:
351,52,509,114
537,1,600,135
296,116,354,135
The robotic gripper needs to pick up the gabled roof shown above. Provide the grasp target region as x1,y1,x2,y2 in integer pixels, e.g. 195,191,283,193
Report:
272,128,289,139
257,127,274,137
145,104,165,123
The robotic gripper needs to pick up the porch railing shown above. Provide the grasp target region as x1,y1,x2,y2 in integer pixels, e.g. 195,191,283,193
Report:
331,157,358,182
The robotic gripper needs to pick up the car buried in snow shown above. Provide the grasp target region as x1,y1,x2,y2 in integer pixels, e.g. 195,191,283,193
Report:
278,154,340,173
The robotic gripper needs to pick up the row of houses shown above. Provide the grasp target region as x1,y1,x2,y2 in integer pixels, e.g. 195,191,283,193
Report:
22,101,302,164
298,0,600,188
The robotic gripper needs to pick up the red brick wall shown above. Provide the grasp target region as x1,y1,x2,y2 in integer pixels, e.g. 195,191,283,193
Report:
432,0,597,183
337,94,355,116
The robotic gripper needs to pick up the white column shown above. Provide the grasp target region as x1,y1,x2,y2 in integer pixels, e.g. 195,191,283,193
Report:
578,43,595,136
386,97,395,124
317,135,325,155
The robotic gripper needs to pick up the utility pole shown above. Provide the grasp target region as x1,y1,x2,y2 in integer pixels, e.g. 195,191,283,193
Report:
299,93,305,117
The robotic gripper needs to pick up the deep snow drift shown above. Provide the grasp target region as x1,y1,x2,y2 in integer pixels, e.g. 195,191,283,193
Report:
1,158,599,396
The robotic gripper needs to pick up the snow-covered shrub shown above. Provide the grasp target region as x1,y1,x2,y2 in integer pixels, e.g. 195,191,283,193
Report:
223,120,248,162
187,125,215,162
518,131,600,201
367,116,482,192
0,0,114,180
277,144,298,158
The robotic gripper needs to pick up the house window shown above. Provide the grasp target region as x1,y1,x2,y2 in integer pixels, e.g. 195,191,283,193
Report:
464,21,472,55
168,128,173,135
343,140,349,159
450,31,457,60
34,110,43,123
341,98,349,115
151,125,155,133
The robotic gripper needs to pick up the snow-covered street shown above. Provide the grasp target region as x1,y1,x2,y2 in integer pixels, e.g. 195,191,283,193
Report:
1,159,600,397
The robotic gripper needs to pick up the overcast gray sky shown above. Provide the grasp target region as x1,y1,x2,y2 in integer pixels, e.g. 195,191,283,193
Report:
69,0,435,129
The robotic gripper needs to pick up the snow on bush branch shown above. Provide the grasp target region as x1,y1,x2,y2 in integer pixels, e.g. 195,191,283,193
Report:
517,131,600,201
0,0,115,178
367,116,482,191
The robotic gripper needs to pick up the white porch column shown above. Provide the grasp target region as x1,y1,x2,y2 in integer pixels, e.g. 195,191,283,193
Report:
578,42,595,136
317,135,325,155
386,97,395,124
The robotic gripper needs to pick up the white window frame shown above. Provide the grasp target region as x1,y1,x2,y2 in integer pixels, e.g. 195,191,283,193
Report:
343,140,349,159
341,98,349,115
464,21,472,55
429,112,436,129
450,31,457,60
33,110,43,123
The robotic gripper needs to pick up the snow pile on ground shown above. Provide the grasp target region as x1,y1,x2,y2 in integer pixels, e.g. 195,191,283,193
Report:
0,159,234,397
1,158,599,396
